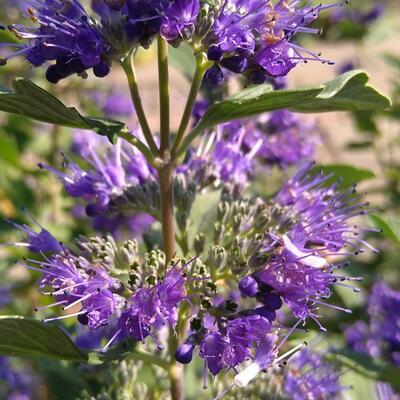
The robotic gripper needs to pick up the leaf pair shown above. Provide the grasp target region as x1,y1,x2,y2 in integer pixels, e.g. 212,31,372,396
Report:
0,71,391,153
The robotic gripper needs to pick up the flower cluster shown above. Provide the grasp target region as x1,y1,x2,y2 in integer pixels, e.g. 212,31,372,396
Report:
0,356,38,400
181,108,318,190
7,159,375,388
40,130,156,236
284,348,346,400
202,0,340,85
346,281,400,367
172,163,373,383
345,281,400,399
235,163,371,327
117,262,188,344
14,227,190,350
222,348,345,399
1,0,340,82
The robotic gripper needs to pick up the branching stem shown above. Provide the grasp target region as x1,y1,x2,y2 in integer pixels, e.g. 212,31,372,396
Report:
172,52,211,157
122,53,159,156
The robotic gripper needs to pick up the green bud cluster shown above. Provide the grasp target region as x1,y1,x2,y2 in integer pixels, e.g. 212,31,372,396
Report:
79,361,149,400
128,249,166,289
111,180,160,216
75,235,139,271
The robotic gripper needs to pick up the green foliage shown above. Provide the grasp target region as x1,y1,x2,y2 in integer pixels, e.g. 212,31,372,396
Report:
0,316,88,361
37,359,91,400
0,79,126,143
370,215,400,245
179,71,391,155
329,349,400,391
311,164,376,189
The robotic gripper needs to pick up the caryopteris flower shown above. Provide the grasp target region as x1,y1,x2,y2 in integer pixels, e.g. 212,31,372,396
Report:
40,130,156,233
1,0,342,83
111,262,189,348
346,281,400,367
0,356,38,400
4,209,62,253
250,163,374,326
203,0,343,84
284,348,346,399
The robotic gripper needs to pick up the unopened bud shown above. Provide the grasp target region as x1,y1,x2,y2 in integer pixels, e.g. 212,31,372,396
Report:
207,245,226,270
239,276,259,297
194,233,205,255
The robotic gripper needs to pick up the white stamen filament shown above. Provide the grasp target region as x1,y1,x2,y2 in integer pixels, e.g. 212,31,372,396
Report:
233,341,306,388
282,235,326,268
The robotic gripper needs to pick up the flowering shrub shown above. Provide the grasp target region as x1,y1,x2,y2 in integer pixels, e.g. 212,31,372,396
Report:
0,1,398,399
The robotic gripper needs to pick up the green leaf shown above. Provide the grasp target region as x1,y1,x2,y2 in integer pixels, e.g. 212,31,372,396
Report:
329,349,400,390
180,70,390,155
37,359,91,400
311,164,375,189
0,79,126,143
369,215,400,245
0,316,88,361
346,141,373,150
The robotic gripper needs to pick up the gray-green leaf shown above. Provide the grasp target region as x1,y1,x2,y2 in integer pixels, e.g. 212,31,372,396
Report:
0,79,126,143
179,70,391,156
370,215,400,245
311,164,376,189
0,316,88,361
329,349,400,390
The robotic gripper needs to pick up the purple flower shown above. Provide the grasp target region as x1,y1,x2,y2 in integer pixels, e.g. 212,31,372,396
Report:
0,356,38,400
160,0,200,41
90,91,134,118
253,163,373,326
26,252,124,330
5,210,61,254
245,110,317,167
204,1,339,82
331,2,386,26
198,315,271,376
41,130,155,221
2,0,108,82
255,43,297,77
376,382,400,400
346,281,400,367
117,264,187,343
179,123,261,188
233,334,278,387
0,285,12,309
284,349,345,400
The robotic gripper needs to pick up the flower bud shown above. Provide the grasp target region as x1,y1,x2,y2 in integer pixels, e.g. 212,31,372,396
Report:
194,233,205,255
204,65,224,86
257,292,283,311
239,276,259,297
175,342,194,364
176,211,188,232
207,246,226,270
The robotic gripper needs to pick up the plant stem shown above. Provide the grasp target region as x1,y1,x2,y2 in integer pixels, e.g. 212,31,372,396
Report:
129,350,170,371
117,128,156,167
172,52,210,157
158,36,170,155
122,53,159,156
159,163,183,400
158,165,176,263
168,352,184,400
